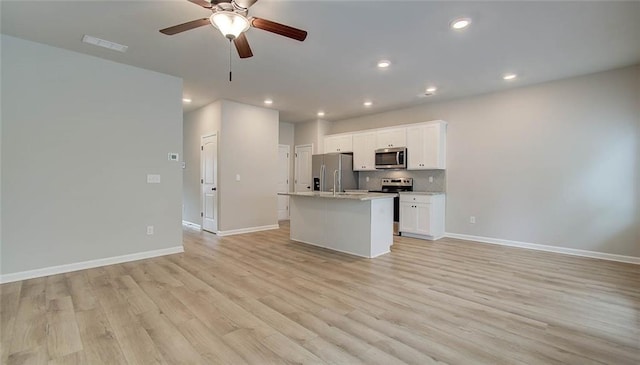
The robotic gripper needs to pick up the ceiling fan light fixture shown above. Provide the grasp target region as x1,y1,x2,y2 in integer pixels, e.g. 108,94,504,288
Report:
210,11,250,39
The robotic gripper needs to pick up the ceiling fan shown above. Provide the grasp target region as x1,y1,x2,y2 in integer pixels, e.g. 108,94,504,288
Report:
160,0,308,59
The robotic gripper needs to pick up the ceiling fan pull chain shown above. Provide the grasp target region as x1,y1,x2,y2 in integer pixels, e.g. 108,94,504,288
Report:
229,39,233,82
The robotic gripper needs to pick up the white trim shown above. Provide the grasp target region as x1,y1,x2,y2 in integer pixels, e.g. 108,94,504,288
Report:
216,224,280,237
445,232,640,265
182,220,202,229
292,238,388,259
278,144,292,220
401,232,445,241
0,246,184,284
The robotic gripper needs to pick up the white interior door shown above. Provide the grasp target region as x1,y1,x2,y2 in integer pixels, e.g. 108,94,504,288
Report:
201,134,218,233
294,144,313,192
277,145,290,220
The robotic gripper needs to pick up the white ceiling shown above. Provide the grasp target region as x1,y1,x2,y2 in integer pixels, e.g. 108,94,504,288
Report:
2,1,640,123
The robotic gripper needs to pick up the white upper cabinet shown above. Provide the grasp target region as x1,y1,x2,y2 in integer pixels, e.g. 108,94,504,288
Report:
376,128,406,149
322,120,447,171
352,132,377,171
407,121,446,169
324,134,353,153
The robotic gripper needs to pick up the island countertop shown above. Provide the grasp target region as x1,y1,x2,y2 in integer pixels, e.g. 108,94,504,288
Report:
399,191,445,196
279,191,397,201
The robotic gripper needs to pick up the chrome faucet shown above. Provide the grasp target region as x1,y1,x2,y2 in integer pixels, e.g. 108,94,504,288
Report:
333,169,339,196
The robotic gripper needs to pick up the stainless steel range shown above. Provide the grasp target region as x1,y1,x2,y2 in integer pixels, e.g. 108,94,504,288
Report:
370,178,413,235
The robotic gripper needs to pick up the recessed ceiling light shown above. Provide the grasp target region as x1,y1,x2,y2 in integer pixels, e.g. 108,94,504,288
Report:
317,111,325,117
377,60,391,68
503,73,517,80
426,87,437,93
363,101,373,107
450,17,472,30
82,35,128,53
182,98,192,103
264,99,273,105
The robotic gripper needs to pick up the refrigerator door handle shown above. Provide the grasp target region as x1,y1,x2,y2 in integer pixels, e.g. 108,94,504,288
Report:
320,164,325,191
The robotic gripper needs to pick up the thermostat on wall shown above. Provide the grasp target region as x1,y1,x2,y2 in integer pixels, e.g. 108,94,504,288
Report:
168,153,179,161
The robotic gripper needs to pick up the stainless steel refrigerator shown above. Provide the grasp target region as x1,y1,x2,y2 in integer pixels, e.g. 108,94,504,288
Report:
312,153,358,192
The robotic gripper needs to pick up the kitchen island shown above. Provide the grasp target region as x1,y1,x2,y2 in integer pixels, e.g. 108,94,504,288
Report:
279,192,396,258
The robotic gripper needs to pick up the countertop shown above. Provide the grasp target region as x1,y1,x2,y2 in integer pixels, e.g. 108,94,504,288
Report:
399,191,446,195
279,192,398,201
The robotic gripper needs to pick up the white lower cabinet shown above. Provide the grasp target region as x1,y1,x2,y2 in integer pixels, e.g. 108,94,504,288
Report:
399,193,445,240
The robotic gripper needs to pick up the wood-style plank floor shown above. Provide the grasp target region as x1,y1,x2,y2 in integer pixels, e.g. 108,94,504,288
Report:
2,222,639,364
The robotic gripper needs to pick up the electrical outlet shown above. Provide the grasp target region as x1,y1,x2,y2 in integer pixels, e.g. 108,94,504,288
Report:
366,176,370,182
469,216,476,224
429,176,434,183
147,174,161,183
147,226,154,235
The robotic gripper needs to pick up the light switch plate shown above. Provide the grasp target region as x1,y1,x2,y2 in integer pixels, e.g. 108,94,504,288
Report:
168,153,179,161
147,174,161,183
236,174,241,181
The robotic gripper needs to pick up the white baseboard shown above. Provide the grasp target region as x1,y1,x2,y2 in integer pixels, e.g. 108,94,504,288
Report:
0,246,184,284
445,232,640,265
291,237,386,259
216,224,280,237
401,232,444,241
182,220,201,229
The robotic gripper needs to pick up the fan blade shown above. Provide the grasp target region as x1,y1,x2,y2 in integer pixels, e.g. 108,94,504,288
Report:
233,33,253,58
251,17,307,42
187,0,212,9
234,0,258,9
160,18,211,35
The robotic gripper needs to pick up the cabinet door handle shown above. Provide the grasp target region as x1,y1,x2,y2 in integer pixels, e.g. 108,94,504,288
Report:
212,187,217,191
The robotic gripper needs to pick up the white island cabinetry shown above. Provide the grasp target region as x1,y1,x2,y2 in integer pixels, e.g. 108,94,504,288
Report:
282,192,395,258
399,193,445,240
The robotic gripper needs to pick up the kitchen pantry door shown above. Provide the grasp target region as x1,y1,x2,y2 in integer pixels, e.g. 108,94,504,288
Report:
294,144,312,192
201,134,218,233
277,145,290,220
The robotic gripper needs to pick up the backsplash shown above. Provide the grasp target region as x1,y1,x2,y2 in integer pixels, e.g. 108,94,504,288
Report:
358,170,446,192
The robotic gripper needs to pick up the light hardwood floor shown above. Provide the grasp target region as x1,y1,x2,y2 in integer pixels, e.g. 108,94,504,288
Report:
1,222,639,364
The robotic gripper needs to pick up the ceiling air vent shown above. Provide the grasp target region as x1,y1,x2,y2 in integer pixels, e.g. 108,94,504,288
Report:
81,35,128,53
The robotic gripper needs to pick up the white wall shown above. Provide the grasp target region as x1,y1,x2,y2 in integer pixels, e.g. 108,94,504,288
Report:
183,100,279,232
182,101,222,224
219,101,279,231
1,35,184,276
294,119,330,154
329,65,640,258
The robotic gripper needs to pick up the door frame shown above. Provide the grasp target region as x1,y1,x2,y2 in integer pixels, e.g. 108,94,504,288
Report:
294,144,313,192
201,133,218,233
277,144,291,220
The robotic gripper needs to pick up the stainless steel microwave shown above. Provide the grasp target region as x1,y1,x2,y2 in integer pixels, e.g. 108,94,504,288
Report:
375,147,407,169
